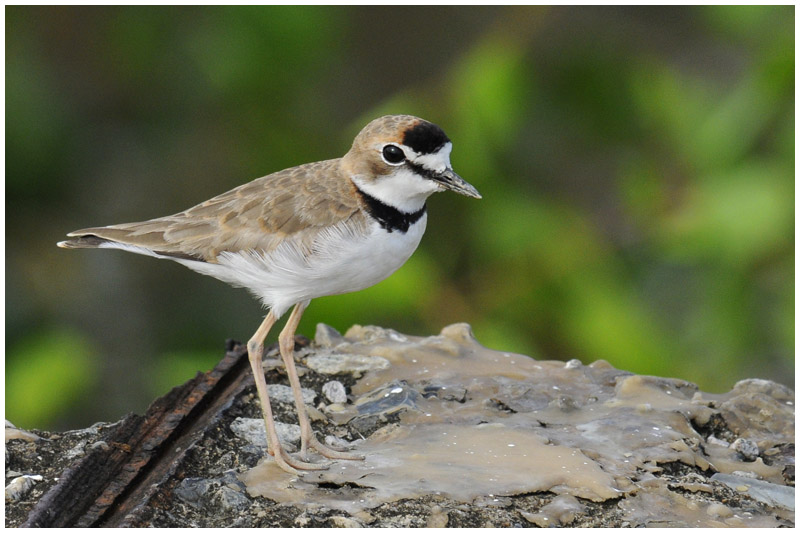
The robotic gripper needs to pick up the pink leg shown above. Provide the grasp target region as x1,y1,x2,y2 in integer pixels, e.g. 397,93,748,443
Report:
278,301,364,462
247,311,328,474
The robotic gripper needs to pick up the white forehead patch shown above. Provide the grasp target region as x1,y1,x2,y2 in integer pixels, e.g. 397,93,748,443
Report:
409,142,452,173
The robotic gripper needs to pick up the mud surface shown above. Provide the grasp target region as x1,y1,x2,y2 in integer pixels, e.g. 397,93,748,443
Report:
6,323,794,527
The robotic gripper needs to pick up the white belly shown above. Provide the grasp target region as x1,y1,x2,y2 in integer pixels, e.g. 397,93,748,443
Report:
180,214,427,317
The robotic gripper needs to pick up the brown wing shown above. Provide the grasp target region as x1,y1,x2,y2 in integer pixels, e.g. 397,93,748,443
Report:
59,159,365,262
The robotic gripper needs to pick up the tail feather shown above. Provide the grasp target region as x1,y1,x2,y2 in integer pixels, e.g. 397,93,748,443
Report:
57,234,112,249
57,229,205,262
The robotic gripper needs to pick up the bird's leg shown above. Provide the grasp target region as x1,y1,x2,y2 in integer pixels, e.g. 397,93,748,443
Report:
247,311,328,474
278,301,365,462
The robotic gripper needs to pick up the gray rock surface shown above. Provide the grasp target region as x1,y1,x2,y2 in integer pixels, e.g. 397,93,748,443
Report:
5,324,794,527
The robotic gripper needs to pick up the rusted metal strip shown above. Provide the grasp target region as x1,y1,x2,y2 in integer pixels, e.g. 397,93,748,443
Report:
22,340,253,527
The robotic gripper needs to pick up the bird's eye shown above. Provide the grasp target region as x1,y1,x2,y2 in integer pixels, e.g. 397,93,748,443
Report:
382,144,406,165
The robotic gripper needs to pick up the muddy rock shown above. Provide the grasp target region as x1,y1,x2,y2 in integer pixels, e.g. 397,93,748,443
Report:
5,324,794,527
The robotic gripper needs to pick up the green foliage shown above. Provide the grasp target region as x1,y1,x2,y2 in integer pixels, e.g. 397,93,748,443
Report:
6,329,98,429
5,6,793,429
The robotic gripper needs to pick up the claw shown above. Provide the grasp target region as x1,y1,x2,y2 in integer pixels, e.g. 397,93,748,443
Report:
279,447,330,472
309,435,364,461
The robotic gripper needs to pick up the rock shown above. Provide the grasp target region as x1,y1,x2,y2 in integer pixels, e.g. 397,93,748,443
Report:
266,384,316,405
4,324,794,528
305,353,390,374
230,418,300,449
5,475,43,502
731,437,760,461
322,381,347,404
711,473,795,511
314,323,345,348
330,515,362,527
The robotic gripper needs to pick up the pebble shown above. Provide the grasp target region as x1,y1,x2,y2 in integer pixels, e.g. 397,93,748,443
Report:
330,515,362,527
706,503,733,518
213,486,250,512
5,475,43,502
174,477,210,508
88,440,110,452
5,425,41,442
322,380,348,404
325,434,357,450
266,384,316,405
426,505,449,527
230,418,301,449
707,435,730,447
731,438,759,461
305,353,390,374
314,323,345,348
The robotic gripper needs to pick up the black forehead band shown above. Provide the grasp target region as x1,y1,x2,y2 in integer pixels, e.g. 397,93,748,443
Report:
402,121,450,155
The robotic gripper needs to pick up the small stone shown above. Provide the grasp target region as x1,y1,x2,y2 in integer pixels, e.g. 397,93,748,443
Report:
706,503,733,518
174,477,211,508
322,380,348,404
551,395,578,412
305,353,390,374
88,440,110,452
306,404,328,422
330,515,362,527
213,486,251,512
325,403,347,413
731,438,759,461
520,509,547,526
354,381,420,415
266,384,316,405
525,494,585,526
439,322,475,344
5,425,41,442
5,475,43,502
230,418,300,449
315,323,345,348
426,505,449,527
325,434,356,450
352,510,376,524
707,435,730,447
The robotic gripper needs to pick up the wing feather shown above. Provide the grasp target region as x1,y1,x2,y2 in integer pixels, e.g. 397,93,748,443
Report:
59,159,366,263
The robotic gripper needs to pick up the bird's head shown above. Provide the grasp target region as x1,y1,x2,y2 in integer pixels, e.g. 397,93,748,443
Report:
343,115,481,213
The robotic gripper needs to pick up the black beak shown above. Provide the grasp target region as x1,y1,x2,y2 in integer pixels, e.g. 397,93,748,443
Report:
432,168,481,199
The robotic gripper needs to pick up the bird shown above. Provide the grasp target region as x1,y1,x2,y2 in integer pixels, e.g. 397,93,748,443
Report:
58,114,481,475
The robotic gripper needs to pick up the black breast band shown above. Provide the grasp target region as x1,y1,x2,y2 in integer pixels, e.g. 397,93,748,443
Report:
355,187,426,233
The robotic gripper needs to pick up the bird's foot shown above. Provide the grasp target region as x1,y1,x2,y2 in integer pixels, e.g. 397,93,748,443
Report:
272,446,331,475
307,435,365,461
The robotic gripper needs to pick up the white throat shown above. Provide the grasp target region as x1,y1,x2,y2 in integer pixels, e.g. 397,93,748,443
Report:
351,169,439,213
351,142,454,213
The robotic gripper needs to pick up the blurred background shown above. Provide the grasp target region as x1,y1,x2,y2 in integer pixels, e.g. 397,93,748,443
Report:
6,6,794,430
